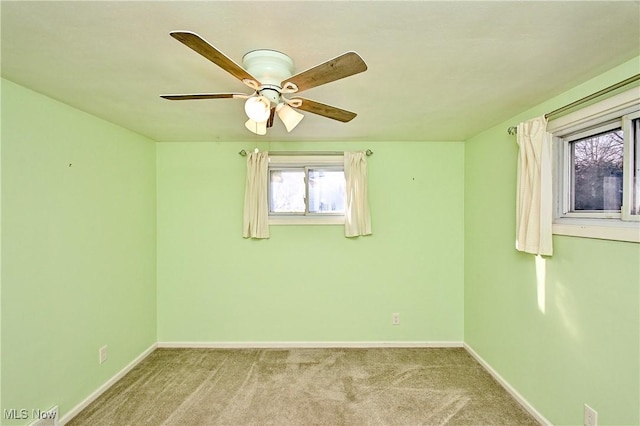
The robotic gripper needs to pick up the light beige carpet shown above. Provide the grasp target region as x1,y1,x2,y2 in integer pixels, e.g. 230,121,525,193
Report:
68,348,539,425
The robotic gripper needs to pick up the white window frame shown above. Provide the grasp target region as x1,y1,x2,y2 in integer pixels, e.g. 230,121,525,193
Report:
622,111,640,221
549,87,640,243
558,120,624,220
267,154,345,226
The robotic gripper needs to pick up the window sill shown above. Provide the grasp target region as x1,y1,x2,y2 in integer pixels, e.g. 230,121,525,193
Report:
269,215,345,226
553,218,639,243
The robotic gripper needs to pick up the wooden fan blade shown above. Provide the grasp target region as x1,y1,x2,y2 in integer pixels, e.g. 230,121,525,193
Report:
170,31,259,84
293,98,357,122
282,52,367,93
161,93,246,100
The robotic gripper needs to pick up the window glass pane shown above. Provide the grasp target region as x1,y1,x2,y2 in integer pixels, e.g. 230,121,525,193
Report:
269,169,305,213
571,128,623,211
308,169,345,214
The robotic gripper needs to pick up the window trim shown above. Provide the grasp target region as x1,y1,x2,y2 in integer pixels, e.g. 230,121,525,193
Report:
549,86,640,243
267,154,346,226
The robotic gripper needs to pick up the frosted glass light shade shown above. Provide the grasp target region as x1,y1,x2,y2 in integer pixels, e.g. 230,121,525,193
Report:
245,119,267,135
276,104,304,132
244,96,271,122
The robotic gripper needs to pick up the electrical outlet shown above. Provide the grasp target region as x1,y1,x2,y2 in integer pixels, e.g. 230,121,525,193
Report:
99,345,108,364
584,404,597,426
392,313,400,325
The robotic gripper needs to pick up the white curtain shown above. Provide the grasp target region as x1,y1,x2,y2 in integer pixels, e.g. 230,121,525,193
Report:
516,116,553,256
243,151,270,239
344,151,372,237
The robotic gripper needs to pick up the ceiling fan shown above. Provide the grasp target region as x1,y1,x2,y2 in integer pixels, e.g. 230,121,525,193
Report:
161,31,368,135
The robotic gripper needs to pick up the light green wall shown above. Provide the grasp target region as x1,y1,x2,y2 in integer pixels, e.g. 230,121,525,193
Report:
156,140,465,343
1,79,157,424
464,57,640,426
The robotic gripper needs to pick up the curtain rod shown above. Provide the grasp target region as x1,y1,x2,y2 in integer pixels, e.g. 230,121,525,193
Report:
238,149,373,156
507,72,640,135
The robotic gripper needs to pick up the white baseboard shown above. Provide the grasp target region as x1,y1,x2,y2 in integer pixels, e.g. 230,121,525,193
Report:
157,341,464,349
463,343,551,426
59,343,157,425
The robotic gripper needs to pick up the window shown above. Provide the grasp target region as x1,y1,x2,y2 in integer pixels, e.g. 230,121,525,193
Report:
563,123,624,217
622,112,640,219
550,87,640,242
268,155,345,225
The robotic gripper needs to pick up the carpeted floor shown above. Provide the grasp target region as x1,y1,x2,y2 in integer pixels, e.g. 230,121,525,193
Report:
68,347,539,425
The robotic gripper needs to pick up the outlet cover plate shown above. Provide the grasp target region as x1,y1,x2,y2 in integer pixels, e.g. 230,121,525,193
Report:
99,345,108,364
584,404,597,426
392,313,400,325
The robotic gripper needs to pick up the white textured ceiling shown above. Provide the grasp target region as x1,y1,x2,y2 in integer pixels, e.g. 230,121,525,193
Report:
2,1,639,142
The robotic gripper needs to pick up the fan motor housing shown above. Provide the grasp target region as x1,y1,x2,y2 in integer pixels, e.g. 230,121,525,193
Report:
242,49,294,87
258,86,281,105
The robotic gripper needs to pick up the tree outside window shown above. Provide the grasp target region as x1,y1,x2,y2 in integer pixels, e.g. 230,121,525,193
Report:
571,129,624,211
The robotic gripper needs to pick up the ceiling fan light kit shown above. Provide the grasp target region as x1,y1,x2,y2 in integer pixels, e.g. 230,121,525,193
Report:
276,103,305,133
244,96,271,122
245,118,267,136
161,31,368,135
